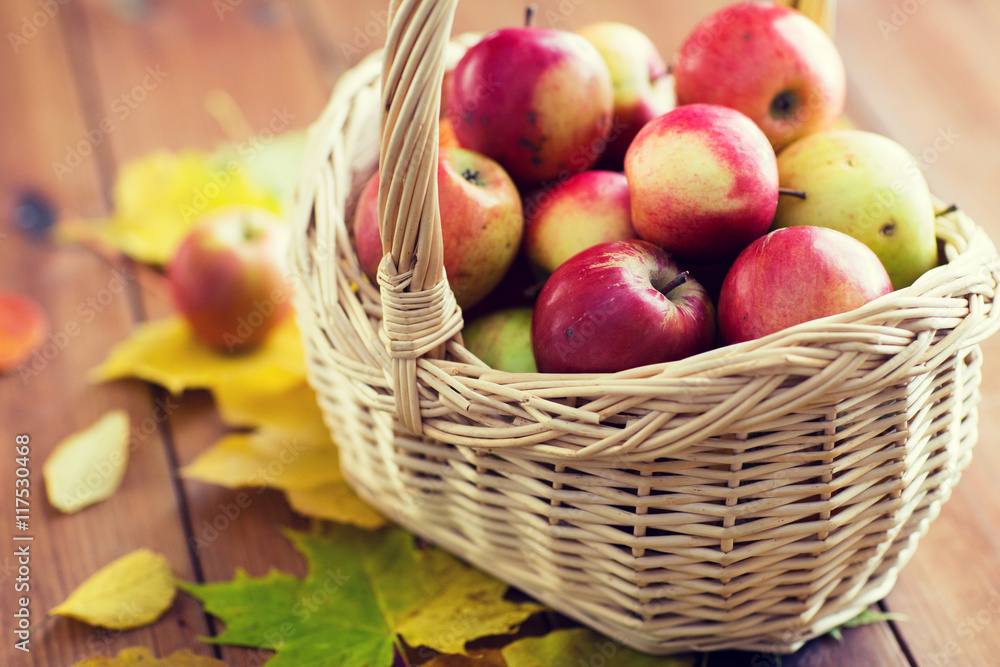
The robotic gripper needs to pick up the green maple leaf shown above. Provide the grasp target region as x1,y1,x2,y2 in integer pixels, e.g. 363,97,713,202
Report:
181,525,543,666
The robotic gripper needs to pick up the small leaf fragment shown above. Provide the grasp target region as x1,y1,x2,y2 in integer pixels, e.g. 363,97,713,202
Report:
90,315,305,396
213,382,330,442
828,607,906,641
72,646,224,666
0,290,49,372
502,628,699,667
43,410,130,514
285,482,387,529
51,549,176,629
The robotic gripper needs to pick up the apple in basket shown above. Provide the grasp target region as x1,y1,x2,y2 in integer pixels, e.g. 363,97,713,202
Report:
532,239,716,373
463,306,537,374
352,146,523,310
446,12,614,185
167,207,291,353
673,1,846,151
576,21,676,170
625,103,779,262
523,170,636,276
718,226,894,345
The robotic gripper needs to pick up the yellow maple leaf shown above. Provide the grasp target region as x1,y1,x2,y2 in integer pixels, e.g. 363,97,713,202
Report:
43,410,130,514
57,150,279,265
213,381,330,442
51,549,176,630
285,482,386,529
90,315,305,396
72,647,224,666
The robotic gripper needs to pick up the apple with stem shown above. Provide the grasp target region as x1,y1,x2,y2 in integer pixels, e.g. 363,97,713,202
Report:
532,239,715,373
673,2,846,151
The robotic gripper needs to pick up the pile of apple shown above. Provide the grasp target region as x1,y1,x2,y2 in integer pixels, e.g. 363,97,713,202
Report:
348,1,941,375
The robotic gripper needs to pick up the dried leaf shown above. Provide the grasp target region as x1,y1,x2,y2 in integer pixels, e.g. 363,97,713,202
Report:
285,482,387,530
51,549,176,629
213,381,329,442
72,647,224,666
57,150,279,265
502,629,698,667
43,410,130,514
182,527,542,666
90,315,305,396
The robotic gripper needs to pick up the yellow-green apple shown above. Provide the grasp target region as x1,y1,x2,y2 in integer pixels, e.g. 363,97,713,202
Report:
718,226,893,344
625,103,778,262
523,171,636,275
167,207,291,353
463,307,537,374
673,2,846,151
352,146,523,310
772,129,938,289
576,21,675,169
447,25,613,185
532,239,715,373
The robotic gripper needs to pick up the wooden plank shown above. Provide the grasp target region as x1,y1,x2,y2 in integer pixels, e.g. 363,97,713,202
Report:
835,1,1000,666
0,0,214,664
71,1,326,664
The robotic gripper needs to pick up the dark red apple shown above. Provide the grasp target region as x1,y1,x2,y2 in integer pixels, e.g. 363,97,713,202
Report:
673,2,846,151
447,24,613,185
168,207,291,353
718,226,893,345
353,146,523,310
532,239,715,373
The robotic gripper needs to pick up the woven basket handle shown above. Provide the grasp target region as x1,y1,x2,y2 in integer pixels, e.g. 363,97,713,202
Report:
376,0,462,434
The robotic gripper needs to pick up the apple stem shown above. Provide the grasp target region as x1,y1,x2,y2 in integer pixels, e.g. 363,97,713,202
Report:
661,271,690,297
525,5,536,27
778,188,807,200
935,203,959,217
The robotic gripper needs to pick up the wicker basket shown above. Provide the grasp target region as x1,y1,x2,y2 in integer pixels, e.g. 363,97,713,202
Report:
290,0,1000,654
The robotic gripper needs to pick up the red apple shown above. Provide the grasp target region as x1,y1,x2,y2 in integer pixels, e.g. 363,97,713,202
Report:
673,2,846,151
0,291,48,373
523,171,636,275
168,207,291,353
532,239,715,373
718,226,893,345
576,21,675,170
447,24,613,185
353,146,523,310
625,103,778,262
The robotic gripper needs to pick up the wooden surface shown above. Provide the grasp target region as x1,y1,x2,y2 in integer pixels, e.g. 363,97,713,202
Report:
2,0,999,665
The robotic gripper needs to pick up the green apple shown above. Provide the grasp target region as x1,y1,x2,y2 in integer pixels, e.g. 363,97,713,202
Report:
463,307,536,374
773,129,938,289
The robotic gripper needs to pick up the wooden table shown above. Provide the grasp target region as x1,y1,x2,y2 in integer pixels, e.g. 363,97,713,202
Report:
2,1,999,665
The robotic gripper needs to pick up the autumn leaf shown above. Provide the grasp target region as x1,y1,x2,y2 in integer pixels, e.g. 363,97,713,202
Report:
90,315,305,396
43,410,130,514
213,381,330,442
182,428,386,529
72,647,224,666
502,629,698,667
51,549,176,629
828,607,906,642
214,130,308,213
182,526,543,666
57,150,279,265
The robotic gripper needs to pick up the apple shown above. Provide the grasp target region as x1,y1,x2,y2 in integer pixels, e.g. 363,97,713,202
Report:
447,21,613,185
772,129,938,290
718,226,893,345
576,21,675,170
463,307,537,374
353,146,523,310
532,239,716,373
523,171,636,275
168,207,291,353
0,291,48,373
673,2,846,151
624,103,778,262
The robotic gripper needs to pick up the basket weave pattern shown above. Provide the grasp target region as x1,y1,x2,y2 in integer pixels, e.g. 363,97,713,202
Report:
290,0,1000,654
